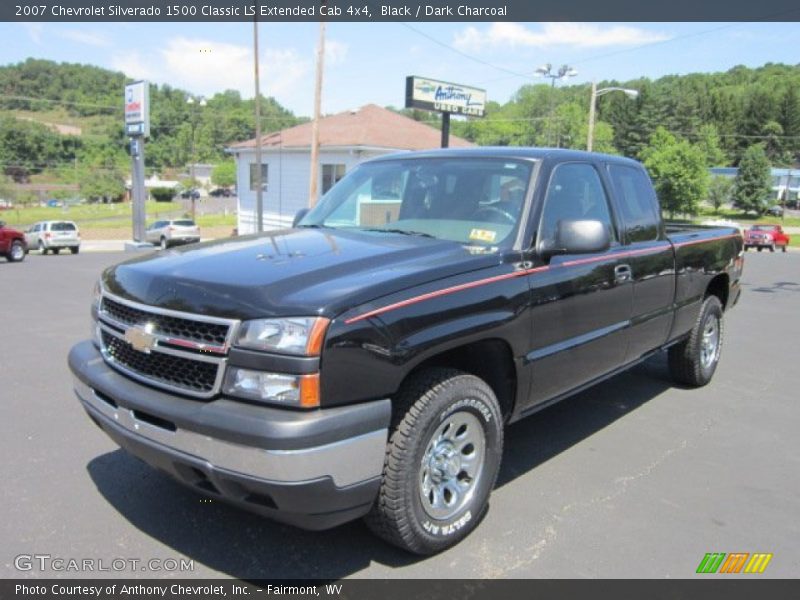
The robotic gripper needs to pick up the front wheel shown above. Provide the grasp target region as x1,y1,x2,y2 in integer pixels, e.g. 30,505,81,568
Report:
668,295,724,387
38,241,47,255
365,368,504,555
160,237,168,250
781,245,787,253
51,247,60,255
769,244,775,253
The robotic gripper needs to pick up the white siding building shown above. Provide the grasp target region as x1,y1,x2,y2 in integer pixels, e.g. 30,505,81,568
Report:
227,104,472,233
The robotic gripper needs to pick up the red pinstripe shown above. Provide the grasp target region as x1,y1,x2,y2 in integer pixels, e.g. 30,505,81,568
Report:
344,234,739,325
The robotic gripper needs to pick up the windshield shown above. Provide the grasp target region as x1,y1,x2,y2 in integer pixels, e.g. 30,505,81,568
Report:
299,158,533,248
751,225,777,231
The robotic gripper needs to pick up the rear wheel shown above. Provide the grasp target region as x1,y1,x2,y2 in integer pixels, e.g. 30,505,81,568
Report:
365,368,504,555
769,244,775,253
669,295,724,387
781,245,787,253
160,236,168,250
52,247,60,255
7,240,25,262
70,246,80,255
757,246,763,252
743,245,749,252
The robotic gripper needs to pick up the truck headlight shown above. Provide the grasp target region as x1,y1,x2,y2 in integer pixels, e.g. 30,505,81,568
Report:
235,317,329,356
223,368,320,408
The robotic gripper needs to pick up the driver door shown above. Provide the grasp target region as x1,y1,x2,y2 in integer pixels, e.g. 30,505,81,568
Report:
524,162,633,409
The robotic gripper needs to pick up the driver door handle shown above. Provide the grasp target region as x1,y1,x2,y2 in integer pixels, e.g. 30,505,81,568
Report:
614,264,632,284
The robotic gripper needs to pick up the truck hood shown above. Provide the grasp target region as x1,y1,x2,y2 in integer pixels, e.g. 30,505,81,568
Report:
101,228,502,320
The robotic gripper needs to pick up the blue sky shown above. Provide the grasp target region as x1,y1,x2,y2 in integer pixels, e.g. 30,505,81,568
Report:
1,21,798,116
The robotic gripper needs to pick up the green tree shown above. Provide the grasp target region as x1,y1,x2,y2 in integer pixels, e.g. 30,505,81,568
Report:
211,160,236,188
707,176,734,214
733,144,772,215
79,167,125,203
641,127,709,218
696,124,727,166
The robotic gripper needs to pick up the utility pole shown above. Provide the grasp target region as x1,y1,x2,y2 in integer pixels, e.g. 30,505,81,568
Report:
308,19,326,208
587,82,597,152
253,11,264,232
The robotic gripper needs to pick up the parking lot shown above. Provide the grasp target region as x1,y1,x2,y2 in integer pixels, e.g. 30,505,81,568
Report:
1,249,798,579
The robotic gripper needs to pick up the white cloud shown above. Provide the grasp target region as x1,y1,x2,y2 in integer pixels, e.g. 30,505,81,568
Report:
454,23,670,51
110,37,312,111
60,29,111,47
324,39,348,66
22,23,43,45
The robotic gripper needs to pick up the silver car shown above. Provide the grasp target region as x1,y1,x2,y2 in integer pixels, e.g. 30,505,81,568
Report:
145,219,201,249
25,220,81,254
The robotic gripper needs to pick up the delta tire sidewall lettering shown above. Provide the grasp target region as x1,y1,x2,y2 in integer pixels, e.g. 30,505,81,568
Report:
411,382,503,543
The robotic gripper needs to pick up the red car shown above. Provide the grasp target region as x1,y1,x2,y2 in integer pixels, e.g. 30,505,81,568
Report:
743,224,790,253
0,220,27,262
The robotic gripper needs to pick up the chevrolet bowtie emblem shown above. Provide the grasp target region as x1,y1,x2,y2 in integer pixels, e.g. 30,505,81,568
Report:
124,323,157,353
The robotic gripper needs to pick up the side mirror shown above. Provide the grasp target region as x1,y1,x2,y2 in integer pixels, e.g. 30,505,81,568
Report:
292,208,309,228
539,219,611,259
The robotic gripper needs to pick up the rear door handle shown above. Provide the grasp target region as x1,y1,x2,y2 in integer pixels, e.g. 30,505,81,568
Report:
614,264,632,284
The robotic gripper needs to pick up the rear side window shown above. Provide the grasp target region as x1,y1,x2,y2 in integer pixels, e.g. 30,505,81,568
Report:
607,165,660,243
52,222,76,231
539,162,617,249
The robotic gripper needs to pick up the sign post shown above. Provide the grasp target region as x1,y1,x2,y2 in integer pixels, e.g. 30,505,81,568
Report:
405,76,486,148
124,81,150,244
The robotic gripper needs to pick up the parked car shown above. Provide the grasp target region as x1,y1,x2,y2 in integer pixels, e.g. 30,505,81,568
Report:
743,224,790,252
209,188,233,198
70,148,743,555
0,220,27,262
145,219,200,249
25,221,81,254
180,189,201,200
765,205,784,217
0,199,14,210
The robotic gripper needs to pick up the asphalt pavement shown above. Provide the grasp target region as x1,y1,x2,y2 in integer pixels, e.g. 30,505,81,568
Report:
1,250,798,579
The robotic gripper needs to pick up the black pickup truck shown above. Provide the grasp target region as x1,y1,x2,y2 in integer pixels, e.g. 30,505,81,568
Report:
69,148,743,554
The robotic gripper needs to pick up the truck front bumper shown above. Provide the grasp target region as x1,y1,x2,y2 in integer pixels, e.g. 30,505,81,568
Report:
68,341,390,530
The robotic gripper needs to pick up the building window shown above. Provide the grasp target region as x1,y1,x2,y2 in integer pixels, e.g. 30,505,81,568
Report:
249,163,268,192
322,164,346,195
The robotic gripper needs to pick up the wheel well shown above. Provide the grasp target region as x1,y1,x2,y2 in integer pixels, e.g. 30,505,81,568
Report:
402,339,517,421
706,274,729,310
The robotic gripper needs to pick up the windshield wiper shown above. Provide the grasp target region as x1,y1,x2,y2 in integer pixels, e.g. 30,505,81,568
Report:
361,228,435,238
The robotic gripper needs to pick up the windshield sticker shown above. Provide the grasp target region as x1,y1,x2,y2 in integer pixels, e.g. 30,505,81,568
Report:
469,228,497,243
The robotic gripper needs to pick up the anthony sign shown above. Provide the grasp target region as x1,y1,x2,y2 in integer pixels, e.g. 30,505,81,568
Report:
405,76,486,117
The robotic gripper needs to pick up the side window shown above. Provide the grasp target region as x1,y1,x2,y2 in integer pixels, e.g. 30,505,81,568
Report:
539,163,616,249
607,165,660,243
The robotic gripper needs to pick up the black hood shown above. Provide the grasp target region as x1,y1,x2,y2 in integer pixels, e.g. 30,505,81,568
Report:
102,228,501,320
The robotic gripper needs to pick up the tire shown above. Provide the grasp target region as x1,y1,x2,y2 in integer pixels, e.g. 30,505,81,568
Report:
7,240,25,262
365,368,504,555
743,245,749,252
38,241,47,255
668,295,724,387
769,244,775,253
70,246,80,255
160,237,168,250
52,247,60,255
757,246,763,252
781,245,787,253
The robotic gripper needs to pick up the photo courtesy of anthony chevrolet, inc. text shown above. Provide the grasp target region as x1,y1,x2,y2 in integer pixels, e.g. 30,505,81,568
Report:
0,0,799,597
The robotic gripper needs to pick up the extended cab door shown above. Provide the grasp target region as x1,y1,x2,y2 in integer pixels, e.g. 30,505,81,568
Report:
606,163,675,361
524,161,633,409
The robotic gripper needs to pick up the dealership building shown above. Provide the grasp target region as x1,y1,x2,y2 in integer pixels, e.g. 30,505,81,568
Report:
227,104,472,233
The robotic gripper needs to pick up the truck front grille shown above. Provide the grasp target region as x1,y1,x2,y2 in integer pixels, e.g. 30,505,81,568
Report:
102,296,229,346
96,291,239,399
101,330,219,394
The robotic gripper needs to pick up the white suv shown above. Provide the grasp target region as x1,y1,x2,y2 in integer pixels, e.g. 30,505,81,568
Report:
145,219,200,249
25,221,81,254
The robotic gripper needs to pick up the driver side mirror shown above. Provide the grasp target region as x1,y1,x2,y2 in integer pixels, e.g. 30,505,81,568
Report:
292,208,309,228
538,219,611,259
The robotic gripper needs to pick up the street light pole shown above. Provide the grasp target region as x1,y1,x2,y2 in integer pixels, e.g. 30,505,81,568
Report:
534,64,577,147
587,84,639,152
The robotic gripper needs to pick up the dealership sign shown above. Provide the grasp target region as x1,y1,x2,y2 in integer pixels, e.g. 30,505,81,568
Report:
405,76,486,117
124,81,150,137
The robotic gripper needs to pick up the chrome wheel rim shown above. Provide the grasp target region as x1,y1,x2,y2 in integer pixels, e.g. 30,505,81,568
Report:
700,315,720,369
10,244,23,260
419,410,485,521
